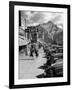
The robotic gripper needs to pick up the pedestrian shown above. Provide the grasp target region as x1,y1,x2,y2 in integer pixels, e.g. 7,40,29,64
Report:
30,44,34,57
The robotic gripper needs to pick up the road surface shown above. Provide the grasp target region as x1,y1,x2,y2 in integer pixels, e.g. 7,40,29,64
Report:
19,47,47,79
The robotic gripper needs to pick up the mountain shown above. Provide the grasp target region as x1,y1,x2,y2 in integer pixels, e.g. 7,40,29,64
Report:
19,21,63,46
53,30,63,45
37,24,53,44
36,21,63,45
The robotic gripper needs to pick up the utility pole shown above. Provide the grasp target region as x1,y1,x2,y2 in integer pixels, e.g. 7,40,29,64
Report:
24,18,27,38
24,18,26,29
19,11,21,27
24,18,28,56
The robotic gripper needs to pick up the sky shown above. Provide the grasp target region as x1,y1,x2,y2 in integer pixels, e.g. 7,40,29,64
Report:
21,11,63,27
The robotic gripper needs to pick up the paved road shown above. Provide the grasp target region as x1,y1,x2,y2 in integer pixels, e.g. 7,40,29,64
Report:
19,47,47,79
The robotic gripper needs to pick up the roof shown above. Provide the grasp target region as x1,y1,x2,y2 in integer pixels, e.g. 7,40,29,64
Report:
19,36,30,46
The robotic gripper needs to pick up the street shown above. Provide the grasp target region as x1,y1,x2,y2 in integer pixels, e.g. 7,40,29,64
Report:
19,47,47,79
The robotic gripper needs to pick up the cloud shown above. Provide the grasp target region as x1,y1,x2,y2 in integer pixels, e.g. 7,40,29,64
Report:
21,11,63,26
29,12,45,25
52,15,63,24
